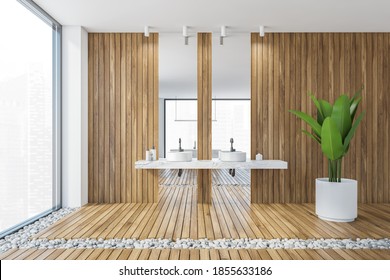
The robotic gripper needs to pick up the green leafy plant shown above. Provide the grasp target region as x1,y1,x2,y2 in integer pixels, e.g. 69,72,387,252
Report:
289,87,365,182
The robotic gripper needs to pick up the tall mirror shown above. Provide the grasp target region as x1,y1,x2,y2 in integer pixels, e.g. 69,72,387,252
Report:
159,33,197,160
212,32,250,182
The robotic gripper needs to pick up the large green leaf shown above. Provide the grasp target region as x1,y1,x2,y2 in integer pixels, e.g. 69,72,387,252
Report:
319,100,333,122
321,117,344,160
331,95,352,140
343,111,365,153
289,110,322,137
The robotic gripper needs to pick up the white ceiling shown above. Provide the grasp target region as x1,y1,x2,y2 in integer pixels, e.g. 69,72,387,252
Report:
34,0,390,98
35,0,390,33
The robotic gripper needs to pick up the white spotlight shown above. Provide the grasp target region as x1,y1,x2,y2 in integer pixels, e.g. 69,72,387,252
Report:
183,25,188,37
221,26,226,37
259,25,265,37
144,26,150,37
220,25,226,45
183,25,189,45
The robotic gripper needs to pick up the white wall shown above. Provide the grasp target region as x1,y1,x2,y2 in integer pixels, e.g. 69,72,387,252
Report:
62,26,89,207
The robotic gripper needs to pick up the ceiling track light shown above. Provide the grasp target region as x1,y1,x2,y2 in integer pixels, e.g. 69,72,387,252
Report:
259,25,265,37
144,26,150,37
183,25,189,45
220,25,226,45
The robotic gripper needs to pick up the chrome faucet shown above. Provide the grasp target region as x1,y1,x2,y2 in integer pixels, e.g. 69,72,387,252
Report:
179,138,184,152
230,138,235,152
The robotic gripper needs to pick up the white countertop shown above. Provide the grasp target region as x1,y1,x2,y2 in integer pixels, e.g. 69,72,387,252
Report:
135,159,288,170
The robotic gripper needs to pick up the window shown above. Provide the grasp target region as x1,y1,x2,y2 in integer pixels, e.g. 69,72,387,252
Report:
164,99,250,158
165,100,197,156
0,0,61,237
212,100,250,156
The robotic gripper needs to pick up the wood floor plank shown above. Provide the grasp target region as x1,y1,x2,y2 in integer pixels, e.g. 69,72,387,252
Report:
294,249,312,260
13,249,39,260
147,187,179,238
149,249,161,260
266,249,282,260
180,186,193,239
190,249,200,260
35,249,58,260
27,186,390,243
138,187,172,239
66,249,84,260
0,249,18,260
128,249,142,260
108,249,123,260
138,249,151,260
284,249,303,260
54,249,77,260
76,249,95,260
94,204,136,239
159,249,171,260
200,249,210,260
4,248,390,260
96,249,113,260
218,186,256,238
228,249,241,260
257,249,273,260
179,249,190,260
237,249,251,260
169,249,180,260
44,249,68,260
117,249,133,260
75,203,124,238
219,250,231,260
210,249,220,260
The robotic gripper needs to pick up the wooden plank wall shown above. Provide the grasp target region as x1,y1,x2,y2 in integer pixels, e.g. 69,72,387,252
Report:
88,33,159,203
197,33,213,203
251,33,390,203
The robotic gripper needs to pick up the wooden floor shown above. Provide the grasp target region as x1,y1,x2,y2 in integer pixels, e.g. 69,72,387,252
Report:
34,186,390,240
159,169,250,186
2,248,390,260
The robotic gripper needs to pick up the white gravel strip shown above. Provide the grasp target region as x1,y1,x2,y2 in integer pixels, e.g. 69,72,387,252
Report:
0,208,77,253
1,208,390,253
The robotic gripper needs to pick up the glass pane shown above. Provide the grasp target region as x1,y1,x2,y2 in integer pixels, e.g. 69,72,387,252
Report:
0,0,53,233
165,100,197,156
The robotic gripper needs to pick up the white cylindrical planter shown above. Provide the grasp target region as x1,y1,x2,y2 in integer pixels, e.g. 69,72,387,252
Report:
315,178,358,222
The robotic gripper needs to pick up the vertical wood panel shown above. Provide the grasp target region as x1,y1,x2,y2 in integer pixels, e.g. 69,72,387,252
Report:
104,34,110,203
120,34,127,203
125,34,132,203
98,34,104,203
88,33,159,203
251,33,390,203
197,33,212,204
109,34,115,203
88,33,94,202
93,34,99,203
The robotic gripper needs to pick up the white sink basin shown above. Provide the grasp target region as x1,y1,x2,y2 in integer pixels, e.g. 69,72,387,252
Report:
219,151,247,162
166,151,192,162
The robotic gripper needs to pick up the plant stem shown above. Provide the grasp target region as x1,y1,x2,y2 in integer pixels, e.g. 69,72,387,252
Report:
337,158,342,182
